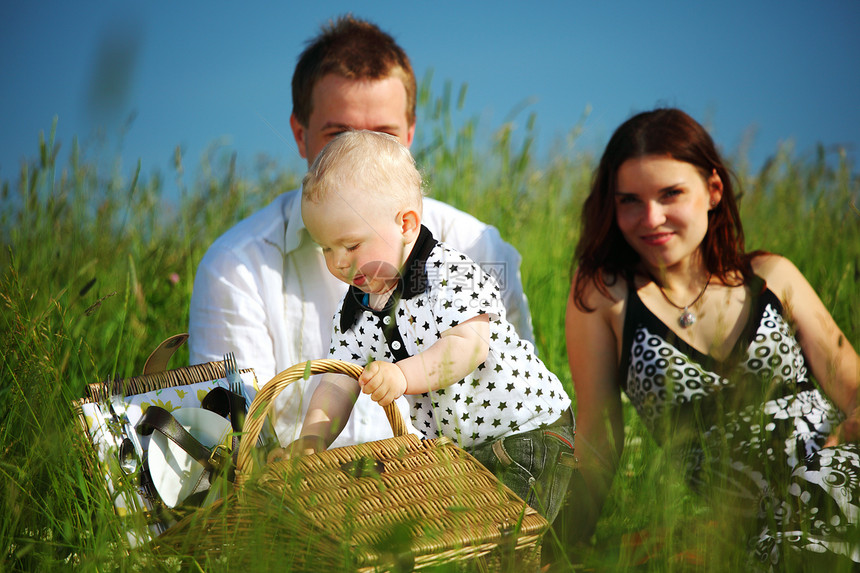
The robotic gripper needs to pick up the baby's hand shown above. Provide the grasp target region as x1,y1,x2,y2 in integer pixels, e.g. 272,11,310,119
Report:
266,446,289,464
358,361,407,406
267,436,326,463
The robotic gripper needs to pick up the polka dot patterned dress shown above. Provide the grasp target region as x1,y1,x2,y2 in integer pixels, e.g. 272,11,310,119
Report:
620,275,860,567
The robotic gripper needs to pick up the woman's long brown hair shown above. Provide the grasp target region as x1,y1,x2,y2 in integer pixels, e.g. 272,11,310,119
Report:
572,108,757,311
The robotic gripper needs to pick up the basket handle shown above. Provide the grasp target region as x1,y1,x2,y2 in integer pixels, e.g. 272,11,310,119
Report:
142,333,189,375
235,359,408,484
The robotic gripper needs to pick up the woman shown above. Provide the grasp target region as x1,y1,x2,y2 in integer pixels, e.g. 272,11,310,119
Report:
566,108,859,567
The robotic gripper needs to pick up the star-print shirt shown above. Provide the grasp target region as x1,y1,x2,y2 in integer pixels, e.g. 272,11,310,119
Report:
328,225,570,449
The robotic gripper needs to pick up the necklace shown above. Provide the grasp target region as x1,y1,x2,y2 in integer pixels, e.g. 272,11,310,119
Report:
653,273,711,329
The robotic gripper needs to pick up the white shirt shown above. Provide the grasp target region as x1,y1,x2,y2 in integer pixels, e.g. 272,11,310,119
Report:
188,188,534,448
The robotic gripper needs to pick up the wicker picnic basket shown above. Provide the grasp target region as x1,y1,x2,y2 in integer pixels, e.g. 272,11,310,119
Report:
73,335,264,544
152,359,550,571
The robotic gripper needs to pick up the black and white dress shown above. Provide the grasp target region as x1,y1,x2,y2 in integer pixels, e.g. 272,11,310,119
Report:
328,225,570,449
620,275,860,567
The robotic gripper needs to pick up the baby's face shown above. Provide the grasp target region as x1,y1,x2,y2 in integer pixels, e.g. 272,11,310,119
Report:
302,188,410,295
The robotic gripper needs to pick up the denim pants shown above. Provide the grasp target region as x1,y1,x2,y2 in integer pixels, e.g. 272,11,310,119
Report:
467,414,577,524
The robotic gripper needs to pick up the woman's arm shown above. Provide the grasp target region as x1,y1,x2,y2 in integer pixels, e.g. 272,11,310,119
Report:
756,255,860,442
565,276,626,541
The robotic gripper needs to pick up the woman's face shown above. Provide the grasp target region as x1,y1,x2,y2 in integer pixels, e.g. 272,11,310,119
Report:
614,155,722,274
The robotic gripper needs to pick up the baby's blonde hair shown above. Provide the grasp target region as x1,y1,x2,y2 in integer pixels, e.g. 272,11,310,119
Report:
302,130,423,215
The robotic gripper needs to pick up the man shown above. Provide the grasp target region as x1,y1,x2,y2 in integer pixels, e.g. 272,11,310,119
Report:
188,15,534,448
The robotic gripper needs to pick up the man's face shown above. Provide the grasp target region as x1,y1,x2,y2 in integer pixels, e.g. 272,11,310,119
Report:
290,74,415,165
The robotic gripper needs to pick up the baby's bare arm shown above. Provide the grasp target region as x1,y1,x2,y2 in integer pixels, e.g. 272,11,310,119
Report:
396,314,490,395
297,373,360,453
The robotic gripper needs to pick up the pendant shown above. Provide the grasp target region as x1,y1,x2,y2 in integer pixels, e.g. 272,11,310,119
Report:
678,308,696,329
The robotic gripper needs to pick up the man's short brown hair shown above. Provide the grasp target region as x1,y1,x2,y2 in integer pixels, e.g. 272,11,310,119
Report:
291,15,417,128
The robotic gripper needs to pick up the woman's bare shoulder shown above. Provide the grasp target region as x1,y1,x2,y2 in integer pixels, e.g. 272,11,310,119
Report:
752,252,794,274
570,269,629,313
751,254,805,292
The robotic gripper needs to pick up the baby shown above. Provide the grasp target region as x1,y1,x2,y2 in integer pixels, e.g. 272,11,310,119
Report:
293,130,575,521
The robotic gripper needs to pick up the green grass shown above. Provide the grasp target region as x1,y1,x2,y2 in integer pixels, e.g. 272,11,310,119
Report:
1,81,858,572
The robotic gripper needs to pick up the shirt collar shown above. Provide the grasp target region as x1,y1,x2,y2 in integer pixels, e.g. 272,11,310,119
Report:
339,225,437,332
285,188,310,254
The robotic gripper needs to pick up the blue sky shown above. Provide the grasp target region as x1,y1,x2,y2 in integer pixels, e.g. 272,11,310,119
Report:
2,1,858,189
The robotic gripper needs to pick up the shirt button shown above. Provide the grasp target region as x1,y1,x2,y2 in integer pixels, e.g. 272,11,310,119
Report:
392,341,402,350
383,316,392,325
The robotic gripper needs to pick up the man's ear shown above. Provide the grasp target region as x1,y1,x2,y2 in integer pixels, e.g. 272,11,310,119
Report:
404,123,416,149
289,113,308,160
399,208,421,241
